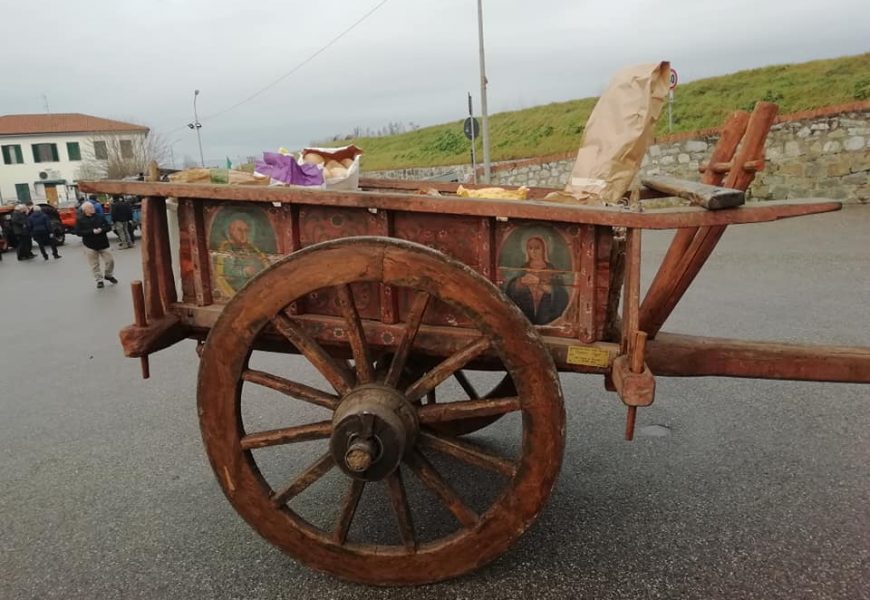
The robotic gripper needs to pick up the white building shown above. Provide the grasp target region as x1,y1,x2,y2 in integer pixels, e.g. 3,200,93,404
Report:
0,113,149,205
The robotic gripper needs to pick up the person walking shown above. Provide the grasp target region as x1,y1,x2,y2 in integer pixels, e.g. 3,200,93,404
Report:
110,195,134,248
26,205,61,260
11,204,35,261
76,201,117,288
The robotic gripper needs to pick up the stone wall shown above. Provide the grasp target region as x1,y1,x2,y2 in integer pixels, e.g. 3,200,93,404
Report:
365,102,870,203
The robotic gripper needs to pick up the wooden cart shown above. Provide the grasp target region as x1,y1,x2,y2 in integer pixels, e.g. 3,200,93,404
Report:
79,103,870,585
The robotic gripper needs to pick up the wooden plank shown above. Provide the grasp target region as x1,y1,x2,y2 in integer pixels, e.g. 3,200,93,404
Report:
621,228,642,355
190,199,213,306
577,224,597,342
176,200,196,304
139,197,164,320
641,176,744,210
646,332,870,384
78,180,841,230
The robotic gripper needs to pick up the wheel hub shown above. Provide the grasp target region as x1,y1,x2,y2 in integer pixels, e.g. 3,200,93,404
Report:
330,384,419,481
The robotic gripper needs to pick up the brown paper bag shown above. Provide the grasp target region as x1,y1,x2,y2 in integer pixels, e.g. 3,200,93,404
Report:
563,62,670,204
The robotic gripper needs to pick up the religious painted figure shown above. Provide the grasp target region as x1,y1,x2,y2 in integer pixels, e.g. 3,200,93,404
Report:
500,229,571,325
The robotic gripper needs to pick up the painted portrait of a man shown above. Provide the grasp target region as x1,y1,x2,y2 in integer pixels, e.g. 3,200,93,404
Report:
210,207,277,299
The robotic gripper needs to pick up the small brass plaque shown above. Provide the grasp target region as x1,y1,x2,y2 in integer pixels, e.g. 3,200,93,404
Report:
566,345,611,368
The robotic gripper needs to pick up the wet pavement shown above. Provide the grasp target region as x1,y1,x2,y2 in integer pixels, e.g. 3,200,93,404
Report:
1,206,868,599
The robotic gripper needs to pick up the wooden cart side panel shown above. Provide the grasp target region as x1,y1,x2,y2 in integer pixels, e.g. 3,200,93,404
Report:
174,201,615,342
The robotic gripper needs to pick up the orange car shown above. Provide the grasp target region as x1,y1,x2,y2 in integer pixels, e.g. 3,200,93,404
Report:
56,201,78,232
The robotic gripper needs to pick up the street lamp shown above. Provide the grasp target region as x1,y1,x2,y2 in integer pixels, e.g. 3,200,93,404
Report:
187,89,205,167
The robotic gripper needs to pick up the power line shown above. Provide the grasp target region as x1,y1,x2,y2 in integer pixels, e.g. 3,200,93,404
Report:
167,0,391,134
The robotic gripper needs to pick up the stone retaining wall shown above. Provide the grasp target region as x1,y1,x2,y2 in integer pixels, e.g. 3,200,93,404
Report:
366,102,870,203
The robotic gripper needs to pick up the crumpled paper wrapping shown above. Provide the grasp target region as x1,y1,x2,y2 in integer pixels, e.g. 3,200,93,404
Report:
562,62,670,204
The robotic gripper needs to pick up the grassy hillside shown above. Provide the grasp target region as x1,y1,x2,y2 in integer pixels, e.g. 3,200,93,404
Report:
346,53,870,172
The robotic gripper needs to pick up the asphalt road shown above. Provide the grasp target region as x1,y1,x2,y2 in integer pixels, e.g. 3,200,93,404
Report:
1,206,868,599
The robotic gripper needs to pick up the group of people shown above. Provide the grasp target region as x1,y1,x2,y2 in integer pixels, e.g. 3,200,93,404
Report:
9,203,61,261
5,195,125,290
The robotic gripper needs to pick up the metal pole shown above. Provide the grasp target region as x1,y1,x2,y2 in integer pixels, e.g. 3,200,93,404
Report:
668,89,673,132
468,93,477,184
477,0,491,183
193,89,205,167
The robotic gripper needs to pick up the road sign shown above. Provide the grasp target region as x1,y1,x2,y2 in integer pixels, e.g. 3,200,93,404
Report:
464,117,481,140
669,68,679,90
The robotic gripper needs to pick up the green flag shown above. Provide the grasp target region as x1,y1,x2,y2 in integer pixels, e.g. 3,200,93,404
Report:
226,156,232,169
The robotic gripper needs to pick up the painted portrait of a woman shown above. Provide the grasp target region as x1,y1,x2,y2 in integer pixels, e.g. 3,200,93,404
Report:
504,236,569,325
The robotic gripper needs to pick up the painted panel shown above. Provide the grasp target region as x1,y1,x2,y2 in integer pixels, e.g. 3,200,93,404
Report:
205,204,281,302
298,206,382,319
393,213,488,328
496,222,580,337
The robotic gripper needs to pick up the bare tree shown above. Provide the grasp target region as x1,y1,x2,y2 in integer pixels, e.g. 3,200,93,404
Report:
76,129,170,180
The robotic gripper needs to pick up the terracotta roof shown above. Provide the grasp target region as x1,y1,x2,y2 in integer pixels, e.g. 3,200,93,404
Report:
0,113,149,136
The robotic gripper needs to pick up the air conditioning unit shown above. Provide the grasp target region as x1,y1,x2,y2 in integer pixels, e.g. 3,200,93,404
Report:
39,171,49,180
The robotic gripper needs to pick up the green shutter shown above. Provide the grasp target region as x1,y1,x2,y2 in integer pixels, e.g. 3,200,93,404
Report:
67,142,81,161
51,144,59,161
15,184,31,202
15,145,23,163
1,145,9,164
32,145,39,162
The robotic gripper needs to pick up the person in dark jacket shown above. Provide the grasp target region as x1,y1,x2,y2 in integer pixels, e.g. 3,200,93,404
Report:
26,205,61,260
76,201,117,288
110,195,134,248
11,204,35,260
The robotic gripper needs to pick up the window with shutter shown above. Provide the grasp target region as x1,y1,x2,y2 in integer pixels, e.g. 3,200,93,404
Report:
2,144,24,164
67,142,81,161
32,143,59,163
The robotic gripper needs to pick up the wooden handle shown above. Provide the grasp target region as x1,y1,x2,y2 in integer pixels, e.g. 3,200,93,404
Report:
642,176,745,210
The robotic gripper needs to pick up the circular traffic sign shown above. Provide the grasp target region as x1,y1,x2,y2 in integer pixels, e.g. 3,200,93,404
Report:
463,117,480,140
669,68,678,90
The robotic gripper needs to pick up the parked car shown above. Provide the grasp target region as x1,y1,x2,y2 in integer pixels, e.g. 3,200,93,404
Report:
57,200,79,232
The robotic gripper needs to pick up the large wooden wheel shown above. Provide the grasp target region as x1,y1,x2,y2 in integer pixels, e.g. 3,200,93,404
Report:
197,237,564,585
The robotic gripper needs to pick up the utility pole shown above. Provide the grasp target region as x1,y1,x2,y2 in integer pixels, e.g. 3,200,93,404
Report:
477,0,491,183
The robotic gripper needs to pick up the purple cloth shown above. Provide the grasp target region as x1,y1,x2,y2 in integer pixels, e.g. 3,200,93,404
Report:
255,152,324,186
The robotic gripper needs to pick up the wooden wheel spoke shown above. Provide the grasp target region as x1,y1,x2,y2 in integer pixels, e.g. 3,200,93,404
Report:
272,312,354,395
417,396,520,425
404,451,478,528
272,452,335,507
404,336,491,403
453,370,479,399
241,420,332,450
418,432,517,478
336,285,374,385
333,479,366,545
386,469,417,551
385,291,430,388
242,369,339,410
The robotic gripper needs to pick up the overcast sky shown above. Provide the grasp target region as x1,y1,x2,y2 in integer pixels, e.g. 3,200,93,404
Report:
3,0,868,166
